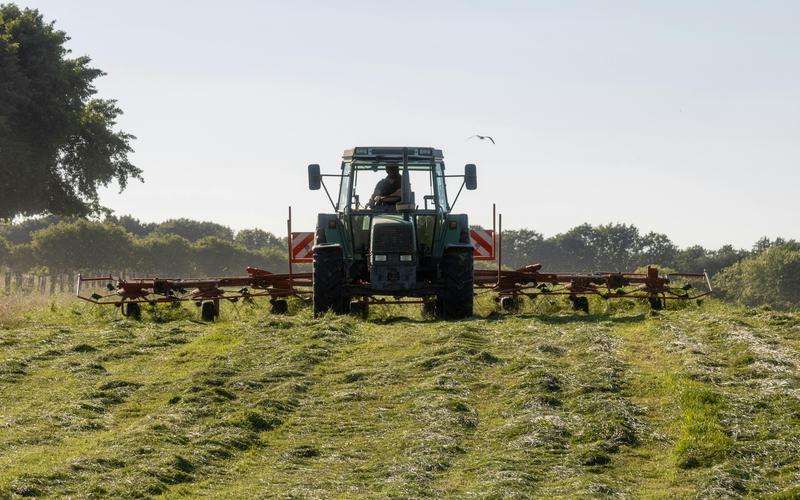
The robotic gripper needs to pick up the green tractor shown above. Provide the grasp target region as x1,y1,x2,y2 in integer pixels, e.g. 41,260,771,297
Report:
307,146,478,319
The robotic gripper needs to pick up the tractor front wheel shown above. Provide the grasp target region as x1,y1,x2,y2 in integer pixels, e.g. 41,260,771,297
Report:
313,246,348,317
436,248,474,320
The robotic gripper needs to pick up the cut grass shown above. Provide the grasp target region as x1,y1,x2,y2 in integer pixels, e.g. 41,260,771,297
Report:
675,384,731,469
0,297,798,496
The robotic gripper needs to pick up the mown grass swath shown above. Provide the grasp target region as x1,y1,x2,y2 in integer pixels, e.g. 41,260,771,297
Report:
1,297,799,497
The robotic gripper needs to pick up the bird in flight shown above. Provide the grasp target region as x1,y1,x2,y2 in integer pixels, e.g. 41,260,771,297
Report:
467,134,495,144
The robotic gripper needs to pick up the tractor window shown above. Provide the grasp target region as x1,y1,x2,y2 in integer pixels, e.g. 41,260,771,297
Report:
353,167,435,209
337,163,352,210
433,163,448,210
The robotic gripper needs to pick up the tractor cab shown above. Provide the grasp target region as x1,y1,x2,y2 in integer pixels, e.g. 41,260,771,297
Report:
307,147,478,317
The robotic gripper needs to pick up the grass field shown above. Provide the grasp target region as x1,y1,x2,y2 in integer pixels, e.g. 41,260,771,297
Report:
1,295,799,497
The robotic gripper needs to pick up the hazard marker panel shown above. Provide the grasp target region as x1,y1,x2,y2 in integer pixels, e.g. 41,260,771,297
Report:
290,232,314,263
470,228,495,260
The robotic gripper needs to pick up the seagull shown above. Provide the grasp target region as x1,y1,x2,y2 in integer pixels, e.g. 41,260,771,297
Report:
467,134,495,144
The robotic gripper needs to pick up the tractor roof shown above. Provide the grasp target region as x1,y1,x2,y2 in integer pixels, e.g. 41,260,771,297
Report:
342,147,444,165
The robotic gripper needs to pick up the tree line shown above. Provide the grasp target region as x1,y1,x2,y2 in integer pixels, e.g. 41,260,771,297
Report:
496,223,770,276
0,215,789,289
0,216,288,292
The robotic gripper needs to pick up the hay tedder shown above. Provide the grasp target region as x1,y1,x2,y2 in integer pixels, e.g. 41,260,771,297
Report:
77,146,711,320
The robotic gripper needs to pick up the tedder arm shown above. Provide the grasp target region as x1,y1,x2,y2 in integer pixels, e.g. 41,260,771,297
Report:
475,264,712,312
76,267,312,317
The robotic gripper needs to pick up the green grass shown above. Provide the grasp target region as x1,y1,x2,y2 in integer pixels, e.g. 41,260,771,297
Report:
1,296,799,497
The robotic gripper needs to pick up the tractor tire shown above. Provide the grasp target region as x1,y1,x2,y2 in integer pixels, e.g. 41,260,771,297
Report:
500,295,522,312
349,300,368,319
649,296,664,311
570,295,590,314
313,246,348,317
270,298,288,315
436,248,474,320
422,299,437,318
123,302,142,320
200,301,217,321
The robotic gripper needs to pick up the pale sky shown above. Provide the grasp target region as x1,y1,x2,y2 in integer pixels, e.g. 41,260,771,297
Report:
22,0,800,248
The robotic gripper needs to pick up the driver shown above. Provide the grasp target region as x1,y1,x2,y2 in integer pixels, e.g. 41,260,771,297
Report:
368,164,401,210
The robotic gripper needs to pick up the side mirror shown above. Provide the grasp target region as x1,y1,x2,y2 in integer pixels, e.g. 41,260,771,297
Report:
464,164,477,190
308,164,321,190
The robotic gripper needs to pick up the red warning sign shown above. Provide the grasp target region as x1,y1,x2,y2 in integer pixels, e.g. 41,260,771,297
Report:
290,232,314,263
470,228,495,260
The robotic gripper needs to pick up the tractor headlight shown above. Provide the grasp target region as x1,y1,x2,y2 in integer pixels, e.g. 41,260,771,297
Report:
400,254,412,262
374,254,387,262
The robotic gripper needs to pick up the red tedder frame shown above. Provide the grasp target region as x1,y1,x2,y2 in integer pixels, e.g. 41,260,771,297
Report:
76,206,313,311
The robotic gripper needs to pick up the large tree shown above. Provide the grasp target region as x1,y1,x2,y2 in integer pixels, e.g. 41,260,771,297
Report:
0,4,140,219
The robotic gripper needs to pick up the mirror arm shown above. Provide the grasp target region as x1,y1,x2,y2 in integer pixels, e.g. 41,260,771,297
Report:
320,179,337,211
450,179,466,210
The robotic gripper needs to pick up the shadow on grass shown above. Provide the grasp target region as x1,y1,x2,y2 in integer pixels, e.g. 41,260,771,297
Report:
514,312,648,324
365,310,649,325
367,316,433,325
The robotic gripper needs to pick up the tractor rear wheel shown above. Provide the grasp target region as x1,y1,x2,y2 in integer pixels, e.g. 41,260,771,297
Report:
313,246,348,317
436,248,474,320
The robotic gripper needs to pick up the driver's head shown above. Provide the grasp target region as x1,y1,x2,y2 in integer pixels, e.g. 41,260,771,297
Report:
385,164,399,178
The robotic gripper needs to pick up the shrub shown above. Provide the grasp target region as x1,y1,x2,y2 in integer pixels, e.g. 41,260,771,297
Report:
713,244,800,310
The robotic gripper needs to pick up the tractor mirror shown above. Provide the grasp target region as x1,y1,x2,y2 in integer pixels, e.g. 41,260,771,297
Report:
308,164,321,190
464,164,477,190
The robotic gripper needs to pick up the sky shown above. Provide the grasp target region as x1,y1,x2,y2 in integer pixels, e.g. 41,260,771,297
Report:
21,0,800,248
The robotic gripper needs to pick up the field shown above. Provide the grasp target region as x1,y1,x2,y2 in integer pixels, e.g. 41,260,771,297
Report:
1,295,799,497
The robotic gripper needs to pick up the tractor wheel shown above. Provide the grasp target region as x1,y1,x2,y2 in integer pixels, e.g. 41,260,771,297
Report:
200,301,217,321
649,296,664,311
123,302,142,320
570,295,590,314
436,248,474,320
422,299,437,318
500,295,522,312
270,298,288,315
313,246,348,317
349,300,368,319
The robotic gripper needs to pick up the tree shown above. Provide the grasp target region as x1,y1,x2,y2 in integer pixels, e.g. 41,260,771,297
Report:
0,215,66,243
0,4,140,219
31,220,132,274
552,224,596,271
0,235,9,265
135,234,193,276
591,223,641,271
714,244,800,310
235,228,284,251
154,219,234,242
193,237,251,276
6,242,33,276
105,214,157,238
639,231,678,268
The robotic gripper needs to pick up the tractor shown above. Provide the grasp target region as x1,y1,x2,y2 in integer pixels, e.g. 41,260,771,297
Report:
307,147,477,318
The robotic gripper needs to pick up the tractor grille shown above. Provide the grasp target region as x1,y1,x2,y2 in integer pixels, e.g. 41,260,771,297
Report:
373,225,414,253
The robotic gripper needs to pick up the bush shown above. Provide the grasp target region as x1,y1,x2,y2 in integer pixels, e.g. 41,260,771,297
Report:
713,244,800,310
